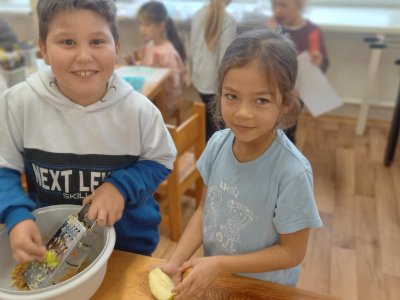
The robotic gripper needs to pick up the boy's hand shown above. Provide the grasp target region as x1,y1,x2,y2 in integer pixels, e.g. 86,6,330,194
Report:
172,256,221,299
83,182,125,227
310,51,323,67
9,219,46,263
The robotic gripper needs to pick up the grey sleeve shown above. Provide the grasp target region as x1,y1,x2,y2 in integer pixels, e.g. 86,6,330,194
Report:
0,91,24,172
139,105,177,170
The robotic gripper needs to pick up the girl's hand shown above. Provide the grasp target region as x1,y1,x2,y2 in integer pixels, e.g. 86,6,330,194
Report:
172,256,222,299
83,182,125,226
9,219,46,263
154,261,182,286
123,49,140,66
123,53,135,65
266,17,279,29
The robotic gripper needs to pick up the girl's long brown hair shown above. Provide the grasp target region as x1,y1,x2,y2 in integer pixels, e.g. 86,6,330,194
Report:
204,0,226,52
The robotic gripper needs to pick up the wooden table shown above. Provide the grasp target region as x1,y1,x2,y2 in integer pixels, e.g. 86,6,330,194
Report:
115,66,171,118
92,250,338,300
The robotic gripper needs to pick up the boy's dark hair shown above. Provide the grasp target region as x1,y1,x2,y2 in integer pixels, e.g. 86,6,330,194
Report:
37,0,119,42
213,28,301,130
138,1,186,61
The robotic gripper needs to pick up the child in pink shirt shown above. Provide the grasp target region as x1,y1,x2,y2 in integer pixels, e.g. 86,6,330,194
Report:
124,1,186,117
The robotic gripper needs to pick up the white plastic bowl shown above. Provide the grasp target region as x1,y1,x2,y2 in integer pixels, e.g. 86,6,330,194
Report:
0,205,115,300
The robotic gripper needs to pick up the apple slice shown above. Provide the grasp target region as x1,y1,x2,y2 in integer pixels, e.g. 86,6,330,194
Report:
148,267,176,300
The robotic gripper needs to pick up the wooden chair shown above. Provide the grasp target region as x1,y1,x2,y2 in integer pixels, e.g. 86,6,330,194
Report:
163,102,182,125
155,102,206,241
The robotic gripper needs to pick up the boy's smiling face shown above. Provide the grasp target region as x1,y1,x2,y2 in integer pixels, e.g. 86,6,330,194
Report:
39,9,120,106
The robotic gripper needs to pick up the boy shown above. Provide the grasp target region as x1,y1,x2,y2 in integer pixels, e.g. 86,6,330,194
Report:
0,0,176,263
266,0,329,143
267,0,329,72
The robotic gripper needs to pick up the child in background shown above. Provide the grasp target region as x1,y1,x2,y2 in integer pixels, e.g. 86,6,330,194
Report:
190,0,236,141
124,1,185,117
267,0,329,143
0,0,176,263
267,0,329,72
157,29,322,299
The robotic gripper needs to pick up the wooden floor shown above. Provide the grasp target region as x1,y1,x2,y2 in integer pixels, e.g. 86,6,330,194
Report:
153,108,400,300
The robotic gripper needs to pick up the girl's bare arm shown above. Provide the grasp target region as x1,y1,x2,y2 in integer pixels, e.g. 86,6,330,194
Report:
218,228,310,275
168,186,207,266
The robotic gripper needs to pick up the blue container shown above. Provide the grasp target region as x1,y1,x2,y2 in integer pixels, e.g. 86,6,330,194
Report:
123,76,145,92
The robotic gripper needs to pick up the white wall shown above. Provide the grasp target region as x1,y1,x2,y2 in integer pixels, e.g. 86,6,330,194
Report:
324,30,399,107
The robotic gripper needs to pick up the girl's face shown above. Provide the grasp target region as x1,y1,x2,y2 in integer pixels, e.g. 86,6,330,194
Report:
138,15,165,42
271,0,302,26
221,60,284,152
39,9,120,106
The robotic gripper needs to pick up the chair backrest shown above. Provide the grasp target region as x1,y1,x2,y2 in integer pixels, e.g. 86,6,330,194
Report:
166,102,206,161
155,102,205,241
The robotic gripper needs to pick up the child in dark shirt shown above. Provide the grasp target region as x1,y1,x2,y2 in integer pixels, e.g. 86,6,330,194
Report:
267,0,329,143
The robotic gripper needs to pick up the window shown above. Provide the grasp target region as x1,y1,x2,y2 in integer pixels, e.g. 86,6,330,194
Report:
161,0,399,6
0,0,31,13
0,0,399,13
309,0,399,6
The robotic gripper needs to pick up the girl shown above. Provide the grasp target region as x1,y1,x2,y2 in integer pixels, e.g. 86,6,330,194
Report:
158,29,322,299
124,1,185,117
190,0,236,140
267,0,330,144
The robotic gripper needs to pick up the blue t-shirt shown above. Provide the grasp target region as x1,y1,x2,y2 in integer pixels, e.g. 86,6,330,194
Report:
197,129,322,286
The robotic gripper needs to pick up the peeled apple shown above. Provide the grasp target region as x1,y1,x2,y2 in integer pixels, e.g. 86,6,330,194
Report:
148,267,176,300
